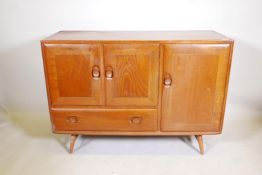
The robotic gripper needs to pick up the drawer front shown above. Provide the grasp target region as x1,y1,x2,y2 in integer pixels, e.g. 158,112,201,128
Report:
51,109,158,131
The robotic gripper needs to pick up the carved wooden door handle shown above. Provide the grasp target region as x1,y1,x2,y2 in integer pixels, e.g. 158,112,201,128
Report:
105,66,113,80
163,74,172,87
92,65,100,79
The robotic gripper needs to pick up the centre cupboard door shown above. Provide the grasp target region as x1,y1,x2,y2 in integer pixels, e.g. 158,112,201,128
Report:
104,44,159,107
161,44,231,132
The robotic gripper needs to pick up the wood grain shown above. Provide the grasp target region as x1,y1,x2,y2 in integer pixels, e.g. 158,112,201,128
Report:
43,44,105,106
41,31,234,154
104,44,159,106
43,31,233,43
161,44,231,132
51,108,158,131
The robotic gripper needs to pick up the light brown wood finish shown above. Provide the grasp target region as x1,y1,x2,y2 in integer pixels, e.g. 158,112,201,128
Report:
104,44,159,106
161,44,231,132
51,108,158,131
195,135,204,155
41,31,234,154
45,31,232,43
69,134,78,153
55,130,220,136
43,44,105,106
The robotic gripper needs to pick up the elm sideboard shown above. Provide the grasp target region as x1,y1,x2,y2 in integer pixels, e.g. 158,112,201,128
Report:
41,31,234,154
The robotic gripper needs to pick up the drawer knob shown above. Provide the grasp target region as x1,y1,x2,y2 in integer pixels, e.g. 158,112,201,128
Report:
130,116,142,124
66,116,78,123
164,74,172,87
105,66,113,80
92,65,100,79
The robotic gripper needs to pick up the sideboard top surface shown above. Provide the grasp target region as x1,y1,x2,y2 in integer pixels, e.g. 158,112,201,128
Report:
42,31,233,44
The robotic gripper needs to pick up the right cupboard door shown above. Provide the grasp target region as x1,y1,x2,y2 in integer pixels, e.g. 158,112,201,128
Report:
161,44,231,132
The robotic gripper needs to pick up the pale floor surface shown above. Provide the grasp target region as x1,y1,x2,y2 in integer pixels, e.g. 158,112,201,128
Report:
0,103,262,175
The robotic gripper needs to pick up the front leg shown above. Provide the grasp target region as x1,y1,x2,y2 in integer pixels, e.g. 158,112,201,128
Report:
195,135,204,155
69,134,79,153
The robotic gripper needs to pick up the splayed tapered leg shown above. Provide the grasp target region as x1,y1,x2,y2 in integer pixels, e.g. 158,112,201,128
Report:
69,134,78,153
195,135,204,155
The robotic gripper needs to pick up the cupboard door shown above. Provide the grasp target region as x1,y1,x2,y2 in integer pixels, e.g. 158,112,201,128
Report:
43,44,104,106
104,44,159,106
161,44,231,132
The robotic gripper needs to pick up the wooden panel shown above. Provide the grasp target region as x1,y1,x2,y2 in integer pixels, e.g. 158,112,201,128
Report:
54,130,221,136
51,108,158,131
43,44,105,106
161,44,231,132
44,31,233,43
104,44,159,106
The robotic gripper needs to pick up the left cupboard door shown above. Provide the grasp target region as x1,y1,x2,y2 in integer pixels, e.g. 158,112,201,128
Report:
42,44,105,106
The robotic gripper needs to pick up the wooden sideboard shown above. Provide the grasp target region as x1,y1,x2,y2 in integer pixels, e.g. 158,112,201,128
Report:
41,31,234,154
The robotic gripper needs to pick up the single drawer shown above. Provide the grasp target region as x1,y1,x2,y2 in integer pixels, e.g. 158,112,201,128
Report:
51,108,158,131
